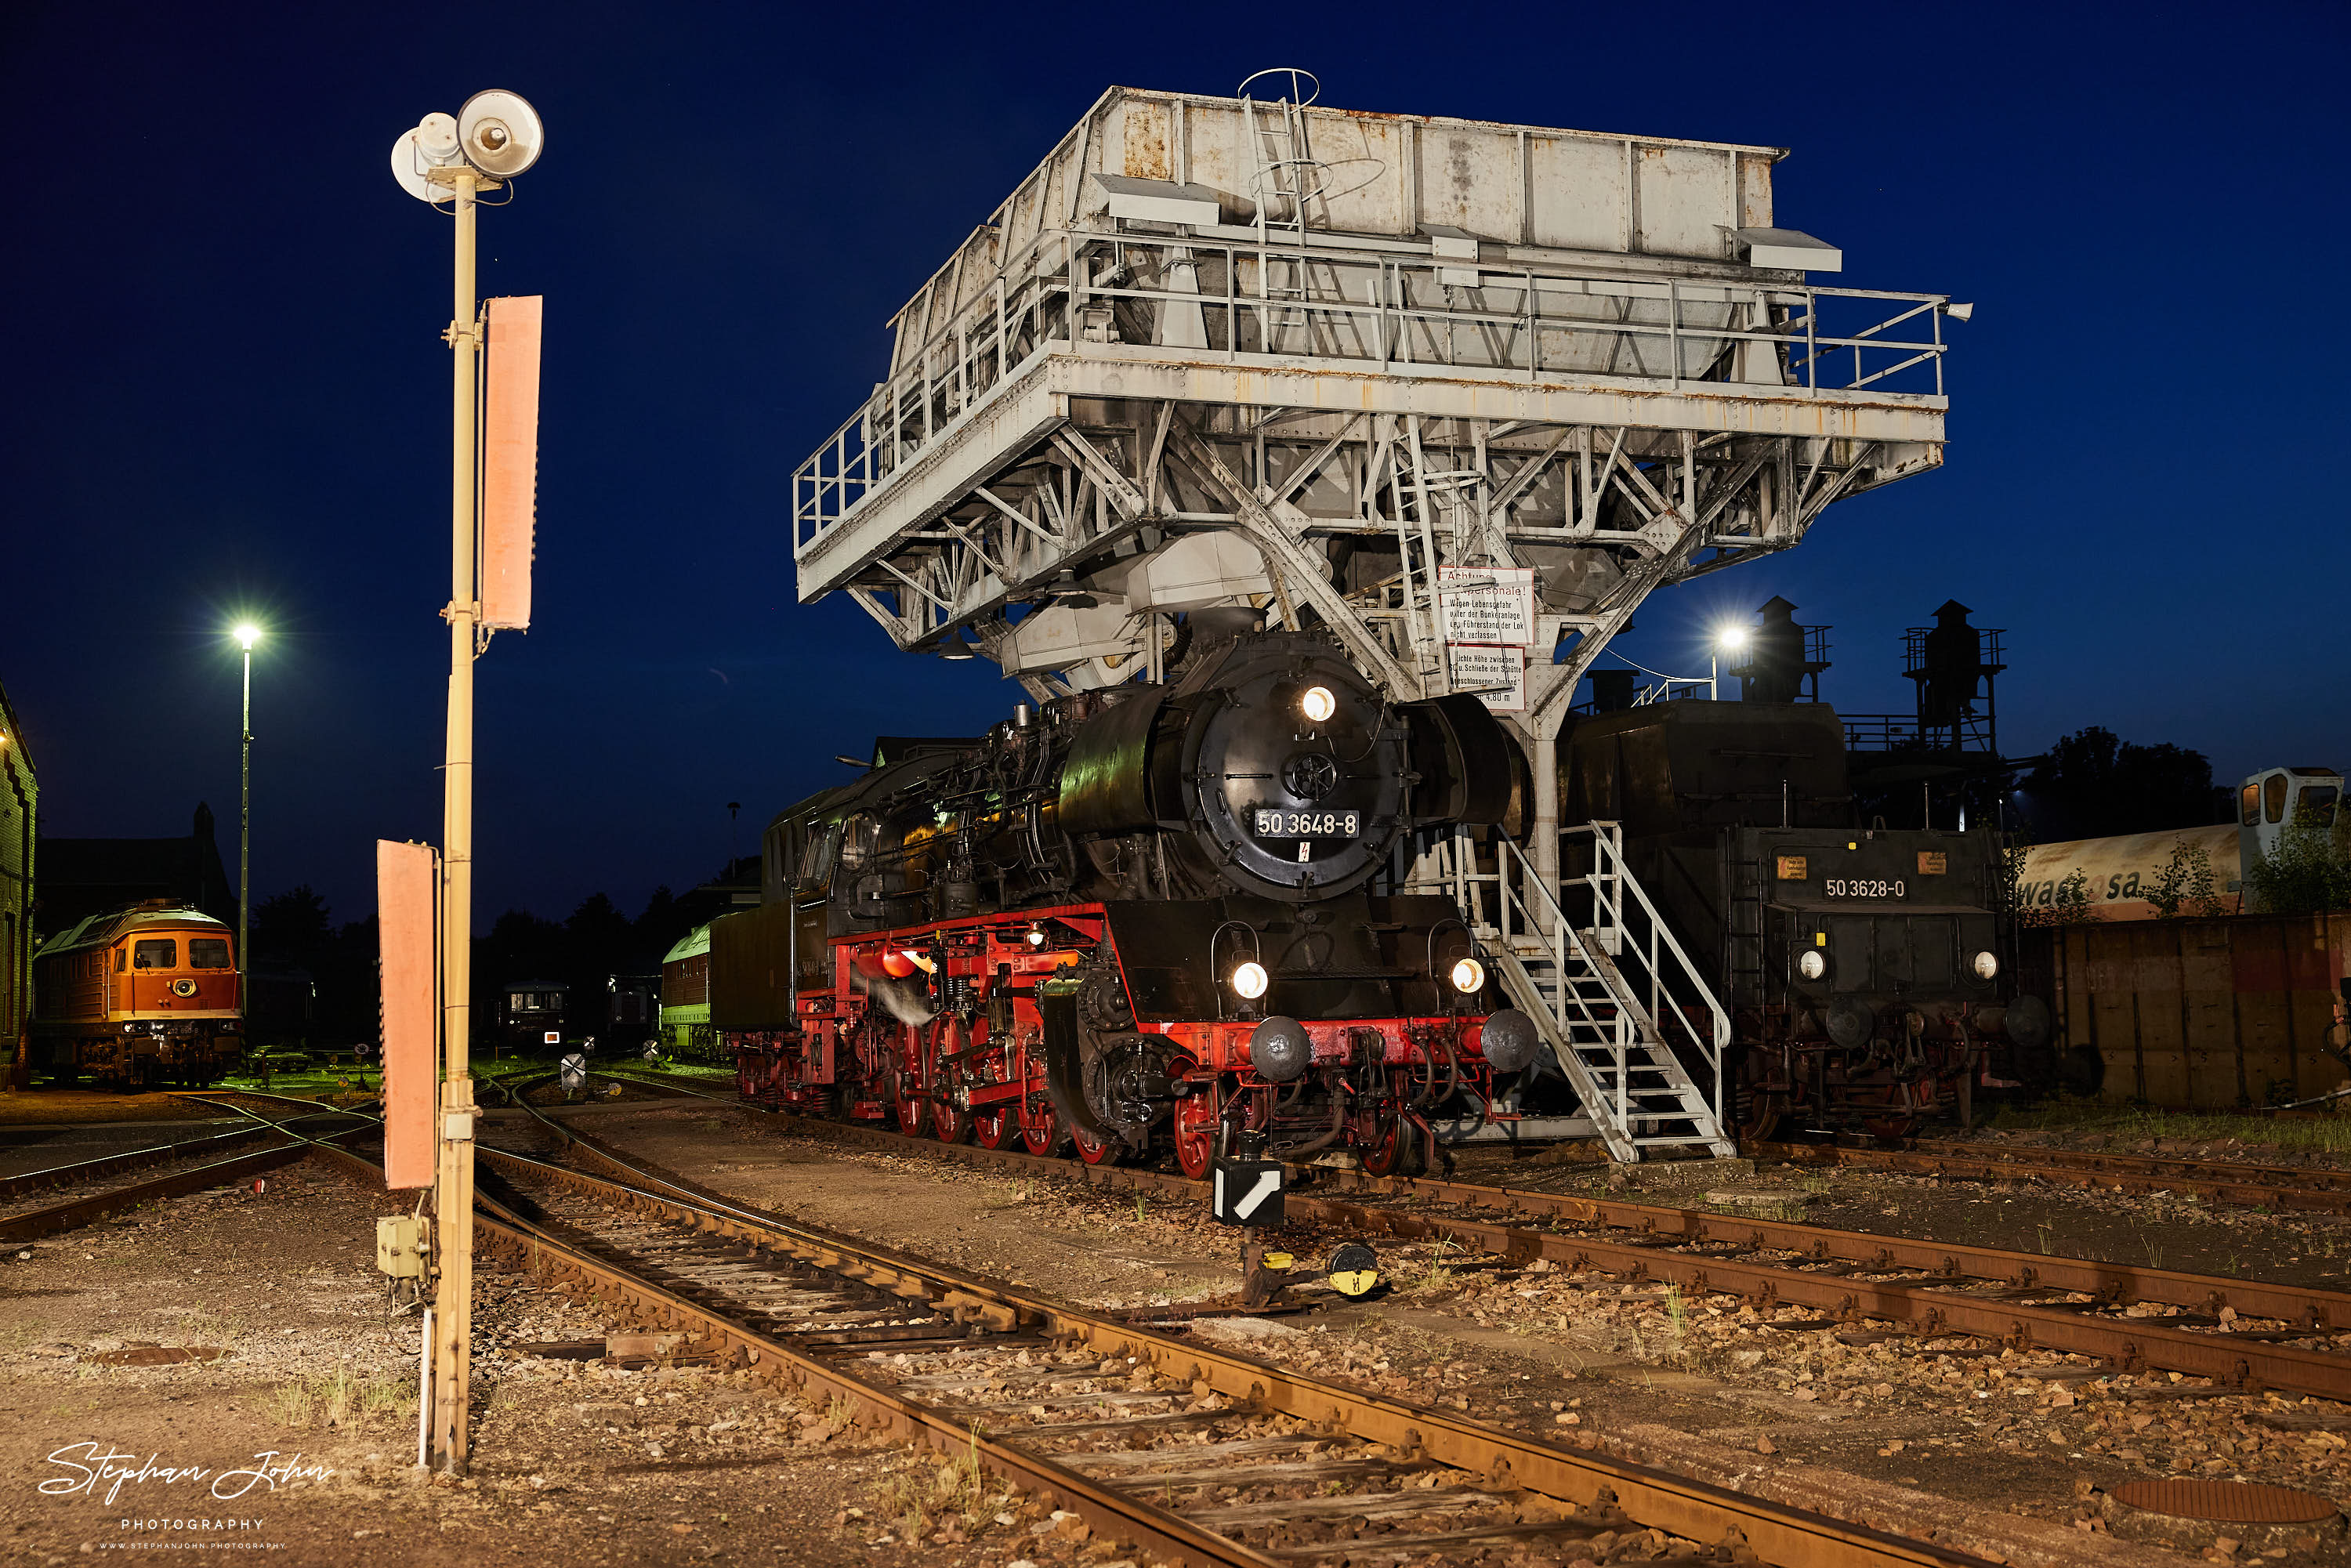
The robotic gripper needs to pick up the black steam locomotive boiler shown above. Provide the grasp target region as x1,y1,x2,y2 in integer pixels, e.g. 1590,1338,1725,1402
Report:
719,628,1542,1175
1563,699,2052,1139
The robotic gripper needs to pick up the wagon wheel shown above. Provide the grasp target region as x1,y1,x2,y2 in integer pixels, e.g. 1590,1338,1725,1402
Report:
1860,1082,1922,1145
927,1019,974,1145
1169,1081,1217,1181
1734,1087,1786,1145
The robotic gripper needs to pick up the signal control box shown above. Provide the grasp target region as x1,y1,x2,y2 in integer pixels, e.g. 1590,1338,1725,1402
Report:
375,1215,432,1280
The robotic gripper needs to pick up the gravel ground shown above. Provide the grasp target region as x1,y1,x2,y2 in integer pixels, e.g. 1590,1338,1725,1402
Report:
7,1098,2345,1568
1445,1143,2351,1296
0,1156,1176,1568
596,1106,2349,1567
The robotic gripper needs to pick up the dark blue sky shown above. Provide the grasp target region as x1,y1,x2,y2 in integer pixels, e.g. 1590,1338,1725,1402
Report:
2,1,2343,928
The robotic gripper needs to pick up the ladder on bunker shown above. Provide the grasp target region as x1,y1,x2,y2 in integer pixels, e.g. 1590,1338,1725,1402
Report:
1237,70,1332,355
1407,824,1736,1163
1724,842,1770,1005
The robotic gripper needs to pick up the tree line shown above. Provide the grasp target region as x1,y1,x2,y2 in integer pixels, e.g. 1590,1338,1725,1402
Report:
247,860,751,1048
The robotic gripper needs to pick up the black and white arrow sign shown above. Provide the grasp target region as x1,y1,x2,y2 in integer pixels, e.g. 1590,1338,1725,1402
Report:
1211,1159,1284,1228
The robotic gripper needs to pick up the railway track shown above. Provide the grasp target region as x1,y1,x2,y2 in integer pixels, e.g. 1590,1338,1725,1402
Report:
739,1110,2351,1404
347,1096,1993,1568
1753,1136,2351,1219
0,1096,368,1244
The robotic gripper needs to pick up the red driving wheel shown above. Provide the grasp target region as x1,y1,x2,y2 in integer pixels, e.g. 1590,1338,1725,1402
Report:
928,1019,974,1145
1010,1035,1063,1155
893,1025,928,1136
1170,1082,1217,1180
1356,1107,1412,1176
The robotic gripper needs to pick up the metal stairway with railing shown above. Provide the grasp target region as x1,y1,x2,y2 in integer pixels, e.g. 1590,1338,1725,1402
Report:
1400,822,1737,1163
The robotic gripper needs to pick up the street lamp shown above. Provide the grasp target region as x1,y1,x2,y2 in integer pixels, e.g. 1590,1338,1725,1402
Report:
1712,625,1748,701
231,624,261,1015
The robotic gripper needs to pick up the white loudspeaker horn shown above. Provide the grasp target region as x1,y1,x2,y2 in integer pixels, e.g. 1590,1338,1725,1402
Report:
389,112,462,203
457,89,545,179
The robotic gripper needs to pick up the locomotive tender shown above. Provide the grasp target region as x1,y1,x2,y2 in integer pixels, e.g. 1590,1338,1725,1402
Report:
720,629,1540,1174
1563,700,2052,1139
28,901,244,1087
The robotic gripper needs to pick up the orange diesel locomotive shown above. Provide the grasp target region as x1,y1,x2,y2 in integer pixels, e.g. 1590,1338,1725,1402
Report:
30,902,245,1087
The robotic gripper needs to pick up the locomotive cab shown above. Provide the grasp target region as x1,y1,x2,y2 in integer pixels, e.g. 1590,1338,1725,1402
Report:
29,902,244,1088
1759,830,2004,1021
2240,766,2343,912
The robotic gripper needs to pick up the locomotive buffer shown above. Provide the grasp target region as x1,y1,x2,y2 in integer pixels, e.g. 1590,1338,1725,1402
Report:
793,80,1961,1161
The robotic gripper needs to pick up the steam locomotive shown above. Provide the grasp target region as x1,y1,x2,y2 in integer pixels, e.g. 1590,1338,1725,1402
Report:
721,629,1540,1175
1562,699,2052,1139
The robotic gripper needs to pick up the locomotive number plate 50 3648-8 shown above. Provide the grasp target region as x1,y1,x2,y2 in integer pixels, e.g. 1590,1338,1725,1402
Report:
1254,809,1364,838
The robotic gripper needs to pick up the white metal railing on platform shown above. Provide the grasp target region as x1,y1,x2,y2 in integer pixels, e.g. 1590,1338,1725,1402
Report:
792,226,1957,552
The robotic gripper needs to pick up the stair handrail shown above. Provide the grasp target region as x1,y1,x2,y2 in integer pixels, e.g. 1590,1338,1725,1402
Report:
1400,827,1643,1117
1486,830,1665,1132
1560,821,1733,1128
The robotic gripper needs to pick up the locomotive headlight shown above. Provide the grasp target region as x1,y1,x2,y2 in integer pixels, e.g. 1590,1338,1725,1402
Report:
1025,927,1046,947
1230,960,1270,1001
1299,685,1337,723
1449,958,1487,994
1972,950,1999,980
1798,951,1828,981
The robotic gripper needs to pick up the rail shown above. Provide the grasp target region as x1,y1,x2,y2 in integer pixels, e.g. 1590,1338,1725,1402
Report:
793,226,1956,550
767,1110,2351,1407
460,1109,1991,1566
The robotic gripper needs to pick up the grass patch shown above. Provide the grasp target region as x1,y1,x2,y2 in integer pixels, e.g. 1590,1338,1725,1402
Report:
271,1369,415,1432
1982,1095,2351,1157
868,1429,1009,1543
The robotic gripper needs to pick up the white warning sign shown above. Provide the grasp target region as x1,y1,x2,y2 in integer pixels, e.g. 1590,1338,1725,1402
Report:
1438,566,1536,647
1447,644,1526,712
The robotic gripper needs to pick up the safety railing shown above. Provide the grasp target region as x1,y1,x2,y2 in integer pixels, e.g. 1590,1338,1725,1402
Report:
1393,826,1649,1133
1559,822,1733,1128
793,226,1956,558
1842,711,1998,754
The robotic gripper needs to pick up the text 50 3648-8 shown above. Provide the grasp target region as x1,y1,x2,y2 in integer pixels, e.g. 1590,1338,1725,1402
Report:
1253,809,1363,838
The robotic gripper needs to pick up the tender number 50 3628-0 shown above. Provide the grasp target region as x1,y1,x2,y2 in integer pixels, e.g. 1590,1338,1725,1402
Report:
1825,878,1904,899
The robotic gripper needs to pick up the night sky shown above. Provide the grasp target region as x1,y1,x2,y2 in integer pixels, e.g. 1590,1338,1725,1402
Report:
3,2,2344,930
